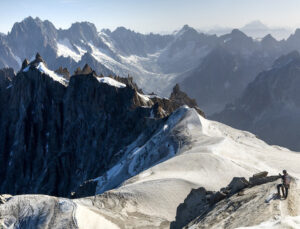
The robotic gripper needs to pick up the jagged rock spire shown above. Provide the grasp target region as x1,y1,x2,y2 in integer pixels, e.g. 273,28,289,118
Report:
82,64,93,75
35,52,44,63
74,64,96,76
55,66,70,80
30,52,47,67
169,83,205,117
74,67,82,75
21,59,29,70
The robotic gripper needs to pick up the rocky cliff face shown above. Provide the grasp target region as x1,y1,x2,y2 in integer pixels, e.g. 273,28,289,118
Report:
171,172,280,229
212,51,300,151
0,55,204,197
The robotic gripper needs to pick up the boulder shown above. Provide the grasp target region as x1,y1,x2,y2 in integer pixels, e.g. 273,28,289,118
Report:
227,177,250,195
171,187,210,229
252,171,268,179
249,175,280,186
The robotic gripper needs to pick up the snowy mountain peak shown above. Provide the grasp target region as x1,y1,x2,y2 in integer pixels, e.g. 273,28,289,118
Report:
242,20,269,31
22,53,68,86
175,24,199,38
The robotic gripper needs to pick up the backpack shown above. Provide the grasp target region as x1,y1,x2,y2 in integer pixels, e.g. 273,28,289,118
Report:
284,175,291,186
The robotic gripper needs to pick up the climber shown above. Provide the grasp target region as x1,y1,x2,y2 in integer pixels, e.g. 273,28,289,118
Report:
277,170,291,199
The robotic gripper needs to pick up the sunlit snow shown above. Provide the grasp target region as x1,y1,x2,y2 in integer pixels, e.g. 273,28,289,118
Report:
23,62,68,86
57,38,85,62
96,76,126,88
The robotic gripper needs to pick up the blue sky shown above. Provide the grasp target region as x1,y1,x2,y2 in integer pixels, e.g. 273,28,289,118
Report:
0,0,300,34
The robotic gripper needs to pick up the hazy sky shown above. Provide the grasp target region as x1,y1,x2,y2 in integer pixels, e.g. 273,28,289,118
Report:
0,0,300,34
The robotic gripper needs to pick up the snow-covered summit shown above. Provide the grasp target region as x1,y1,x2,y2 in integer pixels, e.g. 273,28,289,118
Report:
22,53,69,86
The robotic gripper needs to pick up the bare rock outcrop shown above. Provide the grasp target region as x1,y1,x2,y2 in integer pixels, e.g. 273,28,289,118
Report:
171,172,281,229
55,66,70,80
169,84,205,117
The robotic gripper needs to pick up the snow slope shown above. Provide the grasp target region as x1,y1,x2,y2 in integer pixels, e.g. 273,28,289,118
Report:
56,38,84,62
1,107,300,228
82,107,300,227
23,62,68,86
54,36,184,95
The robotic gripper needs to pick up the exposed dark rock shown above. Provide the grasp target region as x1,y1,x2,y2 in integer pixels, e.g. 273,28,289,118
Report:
111,75,142,92
21,59,29,70
81,64,93,75
171,188,210,229
169,84,205,117
148,85,205,118
249,175,279,186
0,68,15,82
172,172,281,229
73,64,97,76
29,52,47,68
252,171,268,179
55,66,70,80
74,67,82,75
209,191,227,205
227,177,250,195
71,179,98,198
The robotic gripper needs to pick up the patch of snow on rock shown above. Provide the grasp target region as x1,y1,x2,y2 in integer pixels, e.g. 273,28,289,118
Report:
96,77,126,88
56,38,83,62
36,62,69,86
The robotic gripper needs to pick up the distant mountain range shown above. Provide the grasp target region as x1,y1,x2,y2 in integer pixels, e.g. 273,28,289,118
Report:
2,18,300,152
205,20,293,40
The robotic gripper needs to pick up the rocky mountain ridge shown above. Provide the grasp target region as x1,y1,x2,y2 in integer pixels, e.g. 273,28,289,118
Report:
212,50,300,151
0,54,203,197
1,17,300,105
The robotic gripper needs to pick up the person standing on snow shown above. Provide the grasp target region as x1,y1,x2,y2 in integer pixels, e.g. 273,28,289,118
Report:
277,170,291,199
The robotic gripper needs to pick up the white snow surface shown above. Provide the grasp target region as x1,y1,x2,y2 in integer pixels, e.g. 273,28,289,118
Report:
236,216,300,229
96,76,126,88
54,37,183,96
1,107,300,228
56,38,84,62
92,107,300,223
23,62,68,86
75,205,120,229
